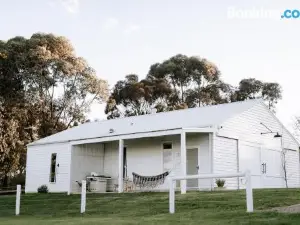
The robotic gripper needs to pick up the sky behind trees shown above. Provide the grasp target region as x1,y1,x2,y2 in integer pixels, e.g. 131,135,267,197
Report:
1,0,300,130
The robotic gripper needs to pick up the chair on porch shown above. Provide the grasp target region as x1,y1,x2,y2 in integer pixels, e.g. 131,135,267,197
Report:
113,177,134,192
76,179,91,192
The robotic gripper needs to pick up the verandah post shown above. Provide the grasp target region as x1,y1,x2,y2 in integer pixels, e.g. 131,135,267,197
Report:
180,131,187,194
118,139,124,193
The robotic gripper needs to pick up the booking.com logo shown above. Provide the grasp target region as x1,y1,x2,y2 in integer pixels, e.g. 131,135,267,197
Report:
227,7,300,20
281,9,300,19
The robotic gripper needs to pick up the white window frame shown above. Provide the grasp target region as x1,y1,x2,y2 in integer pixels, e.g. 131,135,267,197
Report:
49,153,57,183
162,141,174,173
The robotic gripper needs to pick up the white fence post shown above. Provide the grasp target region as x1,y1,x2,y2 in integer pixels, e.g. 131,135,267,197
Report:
169,178,175,214
245,170,253,212
15,185,21,216
169,171,254,214
81,180,86,213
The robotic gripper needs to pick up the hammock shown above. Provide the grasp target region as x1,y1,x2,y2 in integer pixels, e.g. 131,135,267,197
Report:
132,171,170,189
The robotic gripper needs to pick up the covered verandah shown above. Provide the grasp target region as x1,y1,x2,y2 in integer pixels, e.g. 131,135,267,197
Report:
69,127,216,194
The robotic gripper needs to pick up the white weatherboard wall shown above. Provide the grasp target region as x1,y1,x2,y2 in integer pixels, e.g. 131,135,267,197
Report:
70,143,105,193
213,136,238,189
217,102,300,188
103,134,210,191
103,141,119,179
218,103,298,151
25,142,71,193
286,150,300,187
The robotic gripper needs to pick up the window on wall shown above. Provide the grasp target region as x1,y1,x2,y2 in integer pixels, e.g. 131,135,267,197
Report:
123,147,127,179
163,143,172,150
49,153,57,183
163,142,173,172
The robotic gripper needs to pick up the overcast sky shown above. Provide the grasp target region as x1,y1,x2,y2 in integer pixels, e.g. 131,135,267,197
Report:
1,0,300,131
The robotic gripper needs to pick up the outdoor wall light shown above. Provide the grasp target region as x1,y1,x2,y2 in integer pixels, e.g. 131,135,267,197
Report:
260,122,282,138
273,132,282,138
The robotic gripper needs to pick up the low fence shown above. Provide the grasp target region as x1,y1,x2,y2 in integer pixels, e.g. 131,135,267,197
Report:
4,172,253,216
12,182,87,216
168,170,253,214
0,186,82,217
0,185,24,195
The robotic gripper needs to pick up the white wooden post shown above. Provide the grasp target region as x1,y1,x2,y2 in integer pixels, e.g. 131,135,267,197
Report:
208,133,214,190
81,180,86,213
245,170,253,212
118,139,124,193
15,185,21,216
180,131,187,194
169,178,175,213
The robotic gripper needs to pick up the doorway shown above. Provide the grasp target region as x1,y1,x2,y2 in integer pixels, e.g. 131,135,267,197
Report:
187,148,199,188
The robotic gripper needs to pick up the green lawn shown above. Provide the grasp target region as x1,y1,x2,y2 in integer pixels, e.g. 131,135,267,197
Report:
1,189,300,224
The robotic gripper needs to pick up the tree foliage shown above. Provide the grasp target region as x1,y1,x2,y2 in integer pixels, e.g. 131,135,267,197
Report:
0,33,108,185
105,74,172,119
231,78,282,111
147,54,229,108
105,54,282,119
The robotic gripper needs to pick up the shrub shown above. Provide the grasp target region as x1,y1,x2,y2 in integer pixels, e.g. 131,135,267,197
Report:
215,179,225,187
37,185,49,193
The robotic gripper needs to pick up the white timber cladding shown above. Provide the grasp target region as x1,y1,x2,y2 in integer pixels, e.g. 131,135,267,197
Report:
102,134,210,190
218,103,298,150
286,150,300,187
217,102,299,188
70,143,105,193
25,142,71,193
213,136,238,189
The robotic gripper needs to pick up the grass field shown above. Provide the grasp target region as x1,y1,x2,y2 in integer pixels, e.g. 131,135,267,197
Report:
1,189,300,224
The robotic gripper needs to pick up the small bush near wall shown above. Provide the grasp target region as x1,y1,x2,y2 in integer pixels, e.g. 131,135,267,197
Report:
37,185,49,193
215,179,225,188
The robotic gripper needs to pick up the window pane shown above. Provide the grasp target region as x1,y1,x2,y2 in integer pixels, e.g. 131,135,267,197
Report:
123,147,127,178
163,142,173,172
50,153,57,183
163,143,172,149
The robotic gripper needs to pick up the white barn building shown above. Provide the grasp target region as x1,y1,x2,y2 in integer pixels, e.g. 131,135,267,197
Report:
25,99,300,193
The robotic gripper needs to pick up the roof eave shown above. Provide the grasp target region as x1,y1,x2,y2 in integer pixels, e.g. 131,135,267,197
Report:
27,126,217,147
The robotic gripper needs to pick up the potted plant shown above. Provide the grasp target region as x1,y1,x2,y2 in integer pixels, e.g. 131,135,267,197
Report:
215,179,226,190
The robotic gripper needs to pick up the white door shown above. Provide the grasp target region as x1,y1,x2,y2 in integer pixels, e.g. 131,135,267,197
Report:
198,146,211,189
187,148,198,189
261,148,284,188
239,143,285,189
239,144,262,188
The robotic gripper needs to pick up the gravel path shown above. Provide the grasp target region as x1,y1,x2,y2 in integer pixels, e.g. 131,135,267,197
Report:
270,204,300,213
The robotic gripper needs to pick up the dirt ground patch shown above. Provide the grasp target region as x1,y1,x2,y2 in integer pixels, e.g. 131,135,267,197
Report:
270,204,300,213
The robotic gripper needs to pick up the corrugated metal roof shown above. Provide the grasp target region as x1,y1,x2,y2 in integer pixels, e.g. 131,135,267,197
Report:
30,99,262,145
